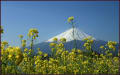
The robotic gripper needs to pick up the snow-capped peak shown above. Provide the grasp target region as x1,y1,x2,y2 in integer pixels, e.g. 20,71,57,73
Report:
47,27,95,42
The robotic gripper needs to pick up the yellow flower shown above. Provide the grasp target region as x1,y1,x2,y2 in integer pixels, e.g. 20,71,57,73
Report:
71,49,76,52
84,43,89,47
8,54,13,59
23,53,27,57
29,49,32,52
51,48,55,52
58,43,64,48
100,46,104,49
56,49,62,55
83,38,88,41
1,57,3,60
108,53,112,56
94,70,99,73
60,38,66,43
90,40,94,43
112,41,117,45
87,36,92,39
53,37,58,42
107,41,117,47
16,46,21,50
108,44,116,50
77,49,82,54
24,48,28,52
2,41,8,45
113,57,119,62
108,45,114,49
28,28,39,39
1,50,4,55
22,40,26,43
86,46,91,50
61,66,66,71
24,57,29,62
100,54,104,57
79,54,83,58
95,54,98,57
68,16,74,23
44,53,48,57
2,41,8,47
99,60,104,64
74,69,79,75
82,60,88,65
38,51,43,55
22,43,26,47
87,40,90,43
49,43,56,47
16,55,20,59
19,35,23,39
8,49,14,53
61,51,68,56
35,61,38,65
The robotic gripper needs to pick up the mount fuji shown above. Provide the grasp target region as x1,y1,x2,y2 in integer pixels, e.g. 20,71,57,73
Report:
31,28,118,56
47,28,95,42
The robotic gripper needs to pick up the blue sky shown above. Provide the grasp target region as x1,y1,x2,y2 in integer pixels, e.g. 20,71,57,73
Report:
1,1,119,46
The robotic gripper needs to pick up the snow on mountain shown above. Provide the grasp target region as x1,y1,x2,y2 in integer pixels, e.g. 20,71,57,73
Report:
47,27,95,42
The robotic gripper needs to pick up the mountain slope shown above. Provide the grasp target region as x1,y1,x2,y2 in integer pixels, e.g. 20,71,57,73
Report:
47,28,95,42
32,40,119,56
27,28,118,56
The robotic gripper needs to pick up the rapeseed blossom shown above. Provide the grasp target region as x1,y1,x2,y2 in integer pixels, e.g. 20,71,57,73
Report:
28,28,39,39
68,16,74,23
19,35,23,39
1,27,119,74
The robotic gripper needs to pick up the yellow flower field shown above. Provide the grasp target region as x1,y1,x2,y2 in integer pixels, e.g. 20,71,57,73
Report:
1,25,119,74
